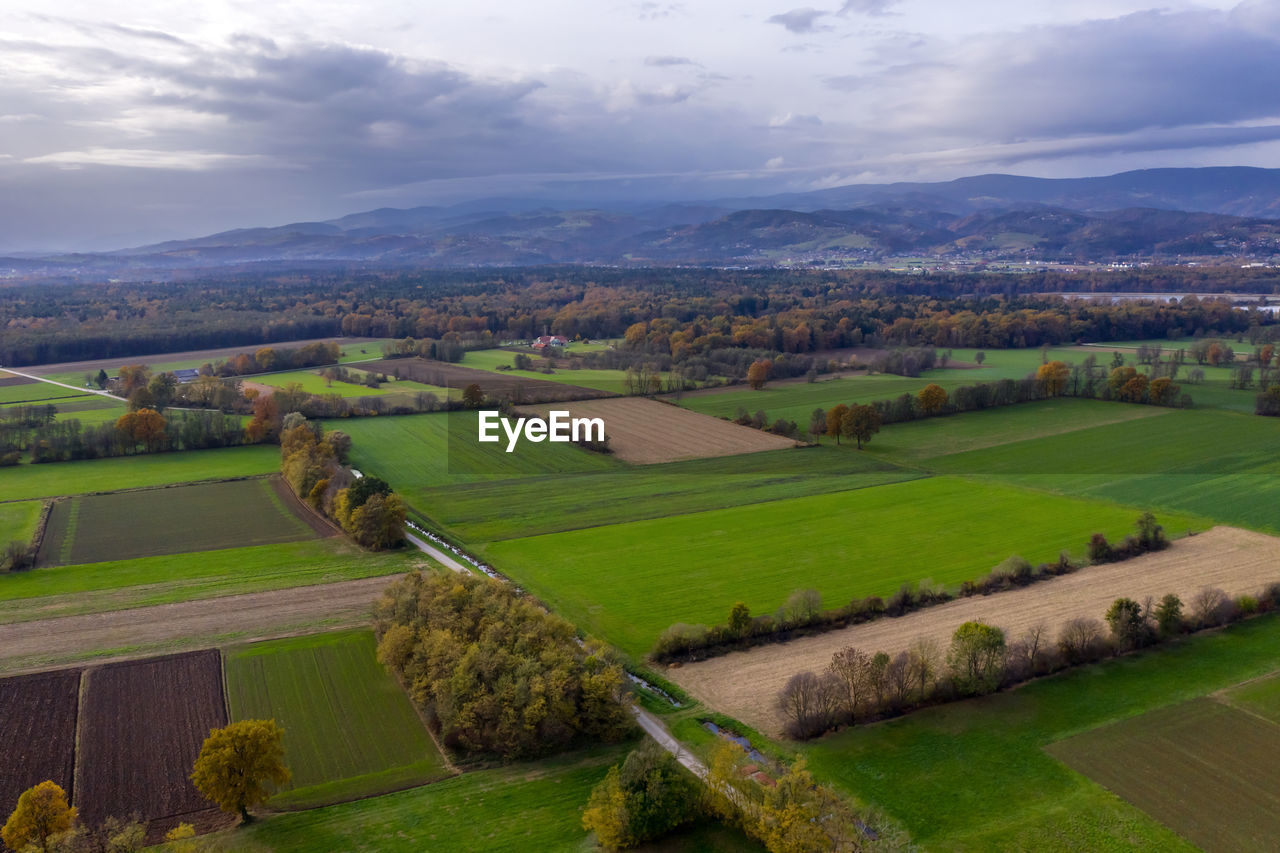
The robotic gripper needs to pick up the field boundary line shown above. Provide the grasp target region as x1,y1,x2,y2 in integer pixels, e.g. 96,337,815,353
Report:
71,667,89,807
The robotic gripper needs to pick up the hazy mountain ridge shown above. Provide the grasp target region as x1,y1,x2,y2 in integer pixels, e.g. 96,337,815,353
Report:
10,167,1280,275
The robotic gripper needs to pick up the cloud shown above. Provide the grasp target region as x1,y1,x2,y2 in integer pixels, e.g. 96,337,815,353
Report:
644,55,699,67
837,0,900,15
23,148,275,170
766,8,830,34
769,112,823,128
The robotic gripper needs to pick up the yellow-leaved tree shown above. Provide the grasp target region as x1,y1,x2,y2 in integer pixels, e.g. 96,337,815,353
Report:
190,719,290,824
2,780,76,852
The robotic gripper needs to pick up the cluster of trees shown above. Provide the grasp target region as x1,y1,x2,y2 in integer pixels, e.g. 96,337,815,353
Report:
581,742,703,850
8,267,1269,369
655,515,1171,663
779,582,1280,739
279,418,403,549
1,782,146,853
380,336,465,362
374,571,632,759
5,409,254,464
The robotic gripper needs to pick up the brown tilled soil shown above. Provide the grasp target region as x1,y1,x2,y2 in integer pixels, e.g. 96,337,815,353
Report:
365,357,608,403
668,526,1280,736
0,576,400,672
0,668,80,814
76,650,227,827
517,397,797,463
20,337,385,377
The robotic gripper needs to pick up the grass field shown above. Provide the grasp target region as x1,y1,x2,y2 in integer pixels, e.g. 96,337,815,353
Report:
250,369,449,399
801,613,1280,851
0,500,43,548
226,631,451,809
423,446,919,542
1046,697,1280,853
326,410,621,492
37,478,319,566
0,445,281,499
1223,671,1280,724
461,349,646,394
481,476,1204,656
0,383,95,405
0,539,419,623
231,746,762,853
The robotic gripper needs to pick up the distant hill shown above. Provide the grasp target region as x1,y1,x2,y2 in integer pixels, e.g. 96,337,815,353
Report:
8,167,1280,275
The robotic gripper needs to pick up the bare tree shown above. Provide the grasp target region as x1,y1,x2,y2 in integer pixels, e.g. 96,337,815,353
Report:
777,671,840,738
1058,617,1106,664
1191,587,1232,628
828,646,872,722
906,638,941,701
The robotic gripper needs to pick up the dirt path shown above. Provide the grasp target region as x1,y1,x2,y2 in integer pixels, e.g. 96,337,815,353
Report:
668,526,1280,736
0,576,401,673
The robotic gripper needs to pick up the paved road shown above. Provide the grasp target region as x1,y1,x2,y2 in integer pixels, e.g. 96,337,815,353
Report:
406,532,469,573
631,705,709,780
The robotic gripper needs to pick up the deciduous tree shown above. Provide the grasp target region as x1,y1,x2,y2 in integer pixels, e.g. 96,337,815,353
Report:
841,404,882,449
191,719,290,823
1035,360,1070,396
2,781,76,852
746,359,772,390
825,404,849,444
917,383,948,413
946,621,1005,695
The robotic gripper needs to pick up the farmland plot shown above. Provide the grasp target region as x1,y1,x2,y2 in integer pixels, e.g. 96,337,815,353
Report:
0,669,80,816
1047,699,1280,853
517,397,796,464
76,650,227,828
226,631,451,808
670,526,1277,735
36,477,322,567
361,358,607,403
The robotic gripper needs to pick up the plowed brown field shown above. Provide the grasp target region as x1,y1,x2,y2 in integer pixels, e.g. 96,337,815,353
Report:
669,526,1280,735
76,650,227,828
517,397,797,463
0,669,80,817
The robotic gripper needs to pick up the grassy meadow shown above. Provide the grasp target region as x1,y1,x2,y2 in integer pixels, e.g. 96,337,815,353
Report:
0,444,281,499
801,613,1280,851
0,500,44,547
481,476,1205,656
226,631,451,809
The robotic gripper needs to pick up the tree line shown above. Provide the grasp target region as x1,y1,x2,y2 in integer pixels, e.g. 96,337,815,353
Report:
3,408,256,465
778,580,1280,740
653,514,1172,663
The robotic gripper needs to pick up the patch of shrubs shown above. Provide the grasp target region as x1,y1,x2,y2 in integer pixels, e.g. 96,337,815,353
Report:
778,581,1280,740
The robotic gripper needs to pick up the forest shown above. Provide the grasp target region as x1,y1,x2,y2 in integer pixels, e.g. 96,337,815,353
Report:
2,266,1279,366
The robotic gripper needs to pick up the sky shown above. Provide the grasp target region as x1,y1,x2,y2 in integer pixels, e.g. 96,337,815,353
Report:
3,0,1280,251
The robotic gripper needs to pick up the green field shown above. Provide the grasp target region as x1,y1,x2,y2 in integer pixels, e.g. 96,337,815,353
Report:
0,395,126,426
226,631,451,809
0,539,419,623
0,445,281,499
251,369,449,399
801,613,1280,851
37,478,318,566
461,349,646,394
0,383,94,405
481,476,1204,656
1046,697,1280,853
327,410,621,492
1222,670,1280,724
229,746,761,853
0,500,43,547
424,446,920,542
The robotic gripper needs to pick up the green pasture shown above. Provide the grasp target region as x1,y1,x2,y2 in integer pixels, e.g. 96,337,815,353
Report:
226,630,451,809
0,539,419,624
0,382,94,405
423,446,920,542
233,746,760,853
250,369,449,399
0,445,281,500
802,613,1280,851
1223,671,1280,725
326,410,621,492
37,478,316,567
0,501,43,548
461,349,641,394
481,476,1205,656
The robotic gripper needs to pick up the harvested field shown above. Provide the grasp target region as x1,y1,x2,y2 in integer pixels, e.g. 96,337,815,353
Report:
0,373,35,387
1046,698,1280,853
0,575,401,670
362,357,607,403
517,397,796,464
0,669,80,816
36,477,322,567
76,650,227,828
669,526,1280,735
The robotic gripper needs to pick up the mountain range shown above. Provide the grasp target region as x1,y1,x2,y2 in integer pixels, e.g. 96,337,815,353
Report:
10,166,1280,275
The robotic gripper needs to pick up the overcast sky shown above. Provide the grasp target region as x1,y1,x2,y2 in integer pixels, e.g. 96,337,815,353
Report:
3,0,1279,250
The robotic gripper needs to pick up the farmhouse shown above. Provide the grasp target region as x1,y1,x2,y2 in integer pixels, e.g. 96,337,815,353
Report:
172,368,201,383
531,335,569,350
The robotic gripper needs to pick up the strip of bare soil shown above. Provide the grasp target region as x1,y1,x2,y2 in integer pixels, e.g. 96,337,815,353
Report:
668,526,1280,736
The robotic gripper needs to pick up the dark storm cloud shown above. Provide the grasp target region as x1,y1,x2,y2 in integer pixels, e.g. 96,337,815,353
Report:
766,8,830,34
869,7,1280,143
